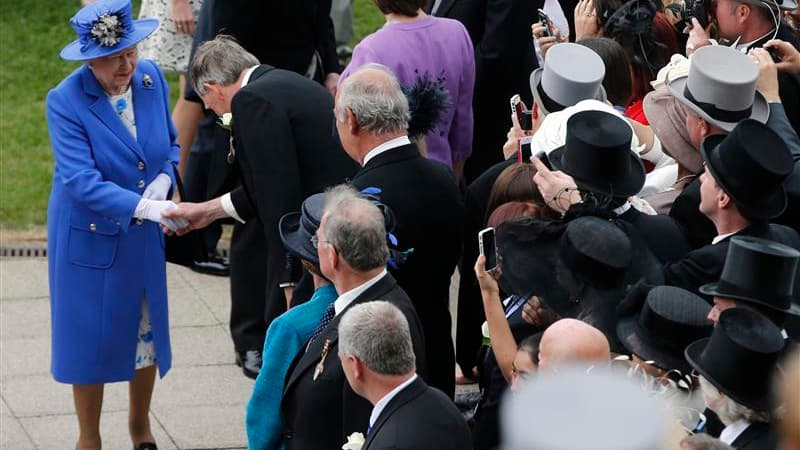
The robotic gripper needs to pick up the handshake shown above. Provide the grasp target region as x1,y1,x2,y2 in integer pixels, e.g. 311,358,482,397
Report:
135,174,232,234
136,200,189,232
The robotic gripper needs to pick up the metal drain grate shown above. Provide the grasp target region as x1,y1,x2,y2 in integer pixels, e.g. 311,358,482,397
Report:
1,247,48,258
1,247,229,259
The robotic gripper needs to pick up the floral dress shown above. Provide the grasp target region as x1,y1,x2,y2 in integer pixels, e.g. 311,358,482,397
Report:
138,0,202,73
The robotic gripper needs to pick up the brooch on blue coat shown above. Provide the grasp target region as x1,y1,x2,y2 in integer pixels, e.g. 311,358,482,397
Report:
142,74,153,88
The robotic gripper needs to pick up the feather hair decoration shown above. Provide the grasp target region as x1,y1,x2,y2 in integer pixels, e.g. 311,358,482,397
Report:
403,71,452,139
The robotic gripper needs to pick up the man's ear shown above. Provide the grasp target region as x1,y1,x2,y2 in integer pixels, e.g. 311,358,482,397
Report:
737,3,752,22
350,355,365,380
204,83,223,100
346,107,359,135
718,189,732,210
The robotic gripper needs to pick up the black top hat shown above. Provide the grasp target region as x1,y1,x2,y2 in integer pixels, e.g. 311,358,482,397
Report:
559,216,632,290
279,193,326,264
700,236,800,316
548,110,645,198
701,119,792,220
685,308,785,411
617,285,713,373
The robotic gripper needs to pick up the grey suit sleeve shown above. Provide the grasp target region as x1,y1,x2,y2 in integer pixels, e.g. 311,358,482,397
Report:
767,102,800,162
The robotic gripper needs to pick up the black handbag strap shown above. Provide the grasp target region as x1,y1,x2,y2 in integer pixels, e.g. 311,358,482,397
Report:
172,163,188,200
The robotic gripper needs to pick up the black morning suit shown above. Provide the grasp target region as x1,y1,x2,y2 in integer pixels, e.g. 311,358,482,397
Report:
183,0,342,353
618,207,691,263
227,66,359,349
363,377,472,450
430,0,544,182
664,222,800,296
747,22,800,135
281,273,427,450
730,422,779,450
350,143,466,398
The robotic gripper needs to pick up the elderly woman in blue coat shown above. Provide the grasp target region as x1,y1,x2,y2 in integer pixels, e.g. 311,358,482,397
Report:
46,1,185,448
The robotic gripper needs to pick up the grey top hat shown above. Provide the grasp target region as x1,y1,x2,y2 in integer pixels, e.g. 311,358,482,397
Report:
667,45,769,133
530,43,607,115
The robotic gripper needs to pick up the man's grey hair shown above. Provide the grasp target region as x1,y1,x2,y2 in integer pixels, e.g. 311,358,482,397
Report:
336,63,410,136
699,376,772,425
338,301,416,375
189,35,260,96
322,184,388,271
680,433,735,450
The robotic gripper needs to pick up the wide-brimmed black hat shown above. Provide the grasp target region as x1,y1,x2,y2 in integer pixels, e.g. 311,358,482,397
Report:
701,119,792,220
548,110,645,198
617,285,712,373
560,216,632,291
700,236,800,316
279,193,326,264
685,308,785,411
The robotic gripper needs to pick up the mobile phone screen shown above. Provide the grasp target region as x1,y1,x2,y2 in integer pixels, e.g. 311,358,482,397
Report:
479,228,497,271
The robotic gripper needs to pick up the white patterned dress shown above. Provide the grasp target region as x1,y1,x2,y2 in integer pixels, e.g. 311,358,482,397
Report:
138,0,202,73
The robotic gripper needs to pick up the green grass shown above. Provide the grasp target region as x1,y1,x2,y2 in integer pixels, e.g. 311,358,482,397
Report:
0,0,383,230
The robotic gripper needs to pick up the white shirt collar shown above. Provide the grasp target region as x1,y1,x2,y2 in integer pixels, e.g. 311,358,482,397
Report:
369,374,418,427
712,232,736,245
362,136,411,166
333,269,388,315
240,65,259,88
735,31,774,52
720,418,751,444
613,201,632,216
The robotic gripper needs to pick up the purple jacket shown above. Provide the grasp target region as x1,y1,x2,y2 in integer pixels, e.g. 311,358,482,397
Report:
341,16,475,168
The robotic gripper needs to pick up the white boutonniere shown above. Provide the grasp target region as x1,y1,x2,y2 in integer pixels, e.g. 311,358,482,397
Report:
342,432,365,450
218,113,233,131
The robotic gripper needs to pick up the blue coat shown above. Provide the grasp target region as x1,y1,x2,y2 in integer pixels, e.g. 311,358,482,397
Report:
46,60,178,384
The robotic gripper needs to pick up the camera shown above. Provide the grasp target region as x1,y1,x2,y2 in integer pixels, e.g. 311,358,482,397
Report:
677,0,710,28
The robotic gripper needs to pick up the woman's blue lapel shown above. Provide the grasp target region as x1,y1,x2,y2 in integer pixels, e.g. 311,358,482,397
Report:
131,64,156,151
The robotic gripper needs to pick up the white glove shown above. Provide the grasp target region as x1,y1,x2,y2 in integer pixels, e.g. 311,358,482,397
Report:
134,199,188,231
142,173,172,201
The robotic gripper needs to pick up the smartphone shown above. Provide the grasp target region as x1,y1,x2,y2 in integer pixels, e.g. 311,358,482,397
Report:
510,94,522,119
478,227,498,272
510,94,533,131
518,136,533,163
532,150,552,170
537,9,552,37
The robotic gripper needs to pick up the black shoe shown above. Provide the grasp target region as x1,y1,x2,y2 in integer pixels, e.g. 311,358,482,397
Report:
190,254,230,277
133,443,157,450
235,350,262,379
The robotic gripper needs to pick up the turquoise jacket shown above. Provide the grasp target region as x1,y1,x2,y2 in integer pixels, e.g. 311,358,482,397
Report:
246,284,338,450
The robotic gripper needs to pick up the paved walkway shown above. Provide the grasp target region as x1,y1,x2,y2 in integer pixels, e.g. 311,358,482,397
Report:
1,258,252,449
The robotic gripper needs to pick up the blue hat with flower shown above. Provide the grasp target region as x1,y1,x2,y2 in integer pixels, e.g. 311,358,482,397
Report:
60,0,159,61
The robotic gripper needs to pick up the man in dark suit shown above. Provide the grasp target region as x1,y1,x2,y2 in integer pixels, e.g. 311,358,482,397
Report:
178,0,344,377
281,186,427,450
338,301,470,450
166,37,359,378
685,0,800,133
336,64,466,398
663,120,800,295
686,309,785,450
429,0,544,182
